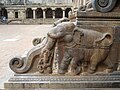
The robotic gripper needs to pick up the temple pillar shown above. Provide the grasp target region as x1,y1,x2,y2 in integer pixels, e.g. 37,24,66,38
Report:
52,8,55,19
53,10,55,19
43,9,46,19
63,10,65,18
32,8,36,19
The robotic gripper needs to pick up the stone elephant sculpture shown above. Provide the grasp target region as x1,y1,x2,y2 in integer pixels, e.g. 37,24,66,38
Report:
54,27,114,75
38,22,75,73
9,22,75,74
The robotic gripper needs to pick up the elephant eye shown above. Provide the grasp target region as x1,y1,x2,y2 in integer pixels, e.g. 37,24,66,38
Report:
105,35,111,39
80,33,84,36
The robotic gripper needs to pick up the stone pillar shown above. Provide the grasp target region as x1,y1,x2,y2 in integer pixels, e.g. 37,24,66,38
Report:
42,8,46,24
43,9,46,19
51,8,55,19
63,10,65,18
53,10,55,19
33,10,36,19
32,8,36,19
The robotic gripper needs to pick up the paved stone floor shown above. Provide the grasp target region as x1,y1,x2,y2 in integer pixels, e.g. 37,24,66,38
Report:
0,25,51,89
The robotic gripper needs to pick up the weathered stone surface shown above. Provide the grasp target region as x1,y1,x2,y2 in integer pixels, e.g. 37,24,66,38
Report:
6,21,120,89
4,71,120,89
92,0,117,13
5,0,120,89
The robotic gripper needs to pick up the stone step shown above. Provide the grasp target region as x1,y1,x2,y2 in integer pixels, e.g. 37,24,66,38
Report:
4,72,120,89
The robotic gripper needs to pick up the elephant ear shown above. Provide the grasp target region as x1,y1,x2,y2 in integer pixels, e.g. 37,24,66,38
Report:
73,28,84,45
95,33,113,47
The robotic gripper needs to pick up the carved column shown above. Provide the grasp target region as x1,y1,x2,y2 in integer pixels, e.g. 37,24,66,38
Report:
43,9,46,19
53,10,55,19
63,10,65,18
42,8,46,24
32,8,36,19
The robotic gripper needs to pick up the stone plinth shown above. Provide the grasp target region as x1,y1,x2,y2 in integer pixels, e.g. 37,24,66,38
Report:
76,11,120,27
4,71,120,89
4,1,120,89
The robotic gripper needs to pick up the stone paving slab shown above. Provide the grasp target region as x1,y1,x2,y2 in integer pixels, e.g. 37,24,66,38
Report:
0,25,51,89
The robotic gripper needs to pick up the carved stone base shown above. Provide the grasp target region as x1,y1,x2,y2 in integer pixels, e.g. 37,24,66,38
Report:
76,12,120,28
4,71,120,89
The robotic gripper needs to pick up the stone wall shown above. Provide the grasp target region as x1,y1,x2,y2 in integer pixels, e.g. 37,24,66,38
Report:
4,5,72,24
0,0,90,24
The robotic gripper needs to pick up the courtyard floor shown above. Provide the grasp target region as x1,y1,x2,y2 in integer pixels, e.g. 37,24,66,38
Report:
0,25,51,89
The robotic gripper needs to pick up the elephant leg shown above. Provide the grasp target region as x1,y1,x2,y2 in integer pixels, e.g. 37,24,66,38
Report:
88,49,109,74
58,51,72,74
71,58,81,75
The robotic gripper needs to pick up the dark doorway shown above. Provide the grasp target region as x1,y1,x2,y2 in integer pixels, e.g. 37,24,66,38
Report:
65,8,72,18
26,8,33,19
1,8,8,19
55,8,63,18
15,12,18,18
46,8,53,18
36,8,43,18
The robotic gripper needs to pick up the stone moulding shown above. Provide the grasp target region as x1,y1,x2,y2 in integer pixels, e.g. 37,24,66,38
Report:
4,71,120,89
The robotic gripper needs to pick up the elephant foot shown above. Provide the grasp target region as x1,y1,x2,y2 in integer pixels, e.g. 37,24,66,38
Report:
44,67,52,74
87,69,95,74
117,66,120,71
81,72,91,76
58,69,67,75
103,68,114,73
71,67,81,75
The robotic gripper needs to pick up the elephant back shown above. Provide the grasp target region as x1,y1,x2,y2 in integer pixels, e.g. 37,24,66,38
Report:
73,28,105,48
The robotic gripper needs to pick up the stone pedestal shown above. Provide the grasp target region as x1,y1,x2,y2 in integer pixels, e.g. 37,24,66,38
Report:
76,11,120,28
4,71,120,89
76,0,120,28
4,1,120,90
5,13,120,89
